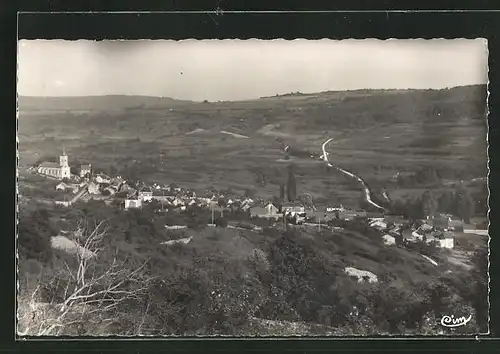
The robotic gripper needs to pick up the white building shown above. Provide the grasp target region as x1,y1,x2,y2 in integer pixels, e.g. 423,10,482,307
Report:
265,202,280,215
125,199,142,210
88,181,100,195
37,150,71,180
438,232,455,249
382,234,396,245
55,182,79,194
138,187,153,202
95,174,111,184
55,182,68,191
173,197,185,207
438,238,454,249
282,203,305,214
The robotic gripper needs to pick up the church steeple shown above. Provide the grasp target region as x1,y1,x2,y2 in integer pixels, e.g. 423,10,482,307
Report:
59,145,71,179
60,146,69,168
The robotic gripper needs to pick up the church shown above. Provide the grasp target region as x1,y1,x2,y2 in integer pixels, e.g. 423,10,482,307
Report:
37,150,71,180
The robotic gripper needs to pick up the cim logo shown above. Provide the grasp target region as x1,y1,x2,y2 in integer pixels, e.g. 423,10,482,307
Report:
440,314,472,328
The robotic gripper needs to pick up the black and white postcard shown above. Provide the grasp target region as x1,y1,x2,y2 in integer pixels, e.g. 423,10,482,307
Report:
16,39,489,337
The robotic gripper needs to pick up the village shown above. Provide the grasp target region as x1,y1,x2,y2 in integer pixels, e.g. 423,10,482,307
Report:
28,149,489,254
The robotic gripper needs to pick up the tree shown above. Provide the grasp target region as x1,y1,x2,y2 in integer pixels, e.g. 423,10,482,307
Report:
217,198,226,207
108,165,118,177
437,191,455,215
17,220,155,336
455,186,474,223
244,188,256,198
421,190,438,218
214,217,228,228
286,165,297,202
471,183,489,217
18,211,54,262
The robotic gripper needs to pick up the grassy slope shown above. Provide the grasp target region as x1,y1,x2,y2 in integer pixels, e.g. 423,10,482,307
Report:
18,85,488,208
17,195,489,335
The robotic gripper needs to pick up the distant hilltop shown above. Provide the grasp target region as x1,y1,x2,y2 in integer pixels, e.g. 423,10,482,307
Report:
260,84,487,99
18,84,487,112
17,95,195,112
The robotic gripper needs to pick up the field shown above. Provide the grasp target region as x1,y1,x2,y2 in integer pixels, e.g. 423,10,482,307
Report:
18,85,488,209
16,85,490,335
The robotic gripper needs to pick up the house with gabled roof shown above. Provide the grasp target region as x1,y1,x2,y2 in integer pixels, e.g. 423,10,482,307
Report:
439,231,455,249
241,203,252,212
282,202,305,215
265,202,281,216
87,181,100,195
55,182,69,191
95,173,111,184
80,164,92,178
172,197,185,207
103,185,118,196
138,186,153,202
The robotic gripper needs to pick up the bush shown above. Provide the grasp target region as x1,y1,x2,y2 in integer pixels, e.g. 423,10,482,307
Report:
214,217,228,228
18,209,55,262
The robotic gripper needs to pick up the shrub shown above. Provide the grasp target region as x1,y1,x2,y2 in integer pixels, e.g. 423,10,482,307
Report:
214,217,228,228
18,210,55,262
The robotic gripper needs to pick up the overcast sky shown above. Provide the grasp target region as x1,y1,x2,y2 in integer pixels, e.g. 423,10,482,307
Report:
17,39,488,101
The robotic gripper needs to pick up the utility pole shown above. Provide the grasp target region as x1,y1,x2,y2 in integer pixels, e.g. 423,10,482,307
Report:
212,206,215,225
318,215,321,232
161,189,164,212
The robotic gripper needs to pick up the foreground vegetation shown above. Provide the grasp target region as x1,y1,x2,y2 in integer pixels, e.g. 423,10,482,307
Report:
17,200,488,336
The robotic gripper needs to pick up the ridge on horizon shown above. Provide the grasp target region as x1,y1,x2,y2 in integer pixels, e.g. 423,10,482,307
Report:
18,83,487,103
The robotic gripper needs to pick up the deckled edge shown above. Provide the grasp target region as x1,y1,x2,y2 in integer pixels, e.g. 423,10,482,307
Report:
485,37,491,337
15,28,20,338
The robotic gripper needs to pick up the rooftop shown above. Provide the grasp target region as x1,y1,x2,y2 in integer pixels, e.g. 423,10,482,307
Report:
139,186,154,193
282,202,304,207
39,162,60,168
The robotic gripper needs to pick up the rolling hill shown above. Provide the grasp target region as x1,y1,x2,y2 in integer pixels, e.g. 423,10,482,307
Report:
18,95,194,112
18,85,488,208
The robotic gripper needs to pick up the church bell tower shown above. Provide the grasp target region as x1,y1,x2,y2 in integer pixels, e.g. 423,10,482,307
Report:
60,147,71,179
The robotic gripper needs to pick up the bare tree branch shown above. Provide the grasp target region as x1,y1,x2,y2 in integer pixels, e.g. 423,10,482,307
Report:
19,219,155,336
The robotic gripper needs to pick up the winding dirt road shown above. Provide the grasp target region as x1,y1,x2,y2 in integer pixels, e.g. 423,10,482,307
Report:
321,138,387,212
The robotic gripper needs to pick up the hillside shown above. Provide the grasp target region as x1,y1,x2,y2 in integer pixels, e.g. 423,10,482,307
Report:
18,95,195,112
17,200,488,336
18,85,488,208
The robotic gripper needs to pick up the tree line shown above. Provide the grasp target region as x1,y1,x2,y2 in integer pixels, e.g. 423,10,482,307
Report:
390,183,487,224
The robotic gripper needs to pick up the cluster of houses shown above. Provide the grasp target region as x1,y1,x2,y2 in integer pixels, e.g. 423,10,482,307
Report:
367,213,463,249
249,202,378,225
123,184,258,213
36,150,485,254
49,161,261,214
